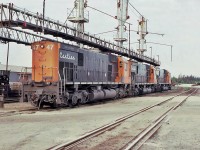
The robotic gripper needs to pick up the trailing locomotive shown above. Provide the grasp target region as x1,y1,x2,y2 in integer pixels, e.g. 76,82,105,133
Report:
22,41,171,108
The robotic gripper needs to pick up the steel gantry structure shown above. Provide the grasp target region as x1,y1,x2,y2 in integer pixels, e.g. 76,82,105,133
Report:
0,3,160,66
0,27,47,45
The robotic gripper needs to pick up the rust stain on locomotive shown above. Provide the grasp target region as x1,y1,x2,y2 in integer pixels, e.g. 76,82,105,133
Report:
115,57,131,84
149,65,157,84
166,71,171,84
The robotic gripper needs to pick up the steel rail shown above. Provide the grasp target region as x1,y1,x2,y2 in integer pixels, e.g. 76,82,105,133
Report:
122,89,197,150
123,107,173,150
48,89,193,150
173,89,197,110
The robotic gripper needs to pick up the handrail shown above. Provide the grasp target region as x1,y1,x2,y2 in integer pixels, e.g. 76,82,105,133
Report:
47,67,62,95
63,67,68,94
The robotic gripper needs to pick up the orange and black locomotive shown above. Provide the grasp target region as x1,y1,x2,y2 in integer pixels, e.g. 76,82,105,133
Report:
22,41,171,108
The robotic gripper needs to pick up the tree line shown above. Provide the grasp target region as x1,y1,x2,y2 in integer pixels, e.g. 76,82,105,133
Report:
172,75,200,84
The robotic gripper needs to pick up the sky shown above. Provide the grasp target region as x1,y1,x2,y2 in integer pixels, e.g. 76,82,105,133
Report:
0,0,200,77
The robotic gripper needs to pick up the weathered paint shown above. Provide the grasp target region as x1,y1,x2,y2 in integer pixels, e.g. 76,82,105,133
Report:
166,71,171,84
32,41,60,82
115,57,131,84
148,65,157,84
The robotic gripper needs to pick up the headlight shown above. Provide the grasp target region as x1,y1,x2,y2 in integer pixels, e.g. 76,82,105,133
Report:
40,45,45,49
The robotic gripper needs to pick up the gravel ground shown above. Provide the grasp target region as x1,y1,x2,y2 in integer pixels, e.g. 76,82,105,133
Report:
0,88,199,150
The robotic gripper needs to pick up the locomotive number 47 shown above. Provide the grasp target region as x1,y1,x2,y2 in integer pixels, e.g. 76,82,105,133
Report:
32,44,54,51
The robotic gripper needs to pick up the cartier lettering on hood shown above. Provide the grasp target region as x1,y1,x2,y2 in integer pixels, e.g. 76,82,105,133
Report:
60,52,75,60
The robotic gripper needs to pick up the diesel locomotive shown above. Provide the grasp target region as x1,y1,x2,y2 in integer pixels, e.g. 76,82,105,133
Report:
22,41,171,108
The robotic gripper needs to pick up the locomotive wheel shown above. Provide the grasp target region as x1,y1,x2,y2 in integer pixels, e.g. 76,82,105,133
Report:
49,101,57,108
37,95,46,110
49,95,57,108
30,94,39,107
118,91,124,99
38,100,44,110
67,94,79,108
81,95,89,104
72,95,78,105
81,91,89,104
68,100,75,108
30,100,38,107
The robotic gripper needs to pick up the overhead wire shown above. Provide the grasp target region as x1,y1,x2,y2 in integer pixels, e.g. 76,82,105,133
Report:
128,5,140,18
71,1,164,48
87,5,132,25
146,42,172,47
87,4,133,42
129,30,164,36
87,6,116,20
64,6,76,25
88,1,169,61
128,1,144,18
128,2,165,37
146,42,173,62
94,30,116,35
129,9,140,18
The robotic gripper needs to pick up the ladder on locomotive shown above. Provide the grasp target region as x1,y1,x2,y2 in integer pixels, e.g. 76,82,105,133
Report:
59,62,78,95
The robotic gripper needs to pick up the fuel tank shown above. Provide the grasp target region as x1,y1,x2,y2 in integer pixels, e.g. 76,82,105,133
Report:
103,89,117,99
89,90,104,101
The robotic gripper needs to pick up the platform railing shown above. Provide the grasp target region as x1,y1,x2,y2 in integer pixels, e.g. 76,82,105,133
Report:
0,27,46,45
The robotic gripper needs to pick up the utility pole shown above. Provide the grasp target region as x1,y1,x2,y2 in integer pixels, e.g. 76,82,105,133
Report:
43,0,45,34
114,0,129,51
137,16,147,56
149,46,152,58
68,0,89,48
157,55,159,63
147,42,173,62
6,42,10,74
128,23,131,57
170,45,173,61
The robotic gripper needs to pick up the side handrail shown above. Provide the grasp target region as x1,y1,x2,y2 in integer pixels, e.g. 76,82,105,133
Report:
47,67,62,95
63,67,68,95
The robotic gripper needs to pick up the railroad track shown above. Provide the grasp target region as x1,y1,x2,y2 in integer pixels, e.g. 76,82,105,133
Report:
122,89,197,150
48,88,196,150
